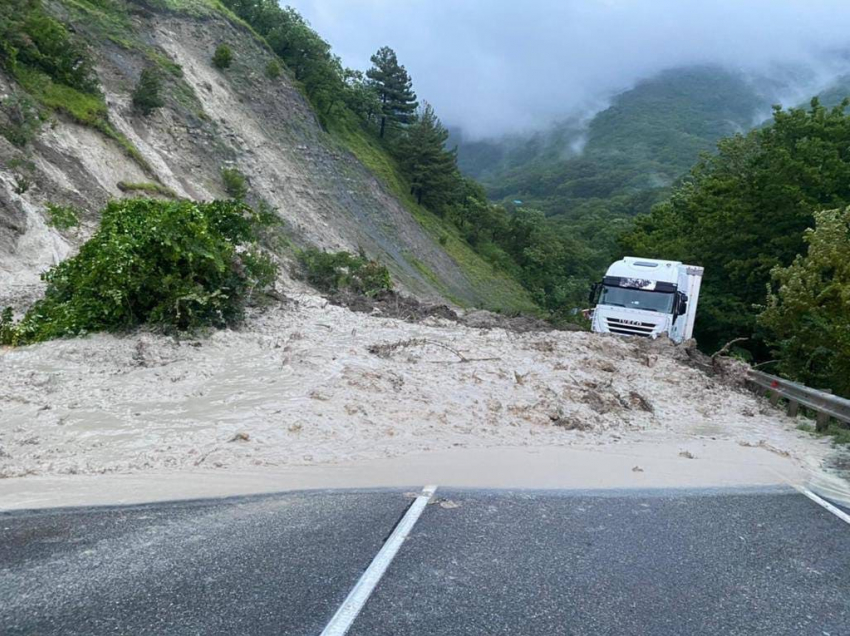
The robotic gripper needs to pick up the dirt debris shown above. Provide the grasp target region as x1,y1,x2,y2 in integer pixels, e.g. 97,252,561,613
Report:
0,293,836,479
329,289,578,334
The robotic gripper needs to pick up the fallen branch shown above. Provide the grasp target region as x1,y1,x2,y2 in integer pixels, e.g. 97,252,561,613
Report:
712,337,748,360
752,359,778,369
368,338,470,362
425,356,502,364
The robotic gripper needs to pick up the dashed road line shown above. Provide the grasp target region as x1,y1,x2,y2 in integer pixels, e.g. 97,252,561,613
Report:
796,486,850,526
320,485,438,636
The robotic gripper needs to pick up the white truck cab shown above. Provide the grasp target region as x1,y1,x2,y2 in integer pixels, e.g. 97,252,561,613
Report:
589,257,704,344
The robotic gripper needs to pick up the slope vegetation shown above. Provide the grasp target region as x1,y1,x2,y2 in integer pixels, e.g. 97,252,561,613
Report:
0,0,534,313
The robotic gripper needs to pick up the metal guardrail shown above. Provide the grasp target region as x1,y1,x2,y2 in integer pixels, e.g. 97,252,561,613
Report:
748,370,850,431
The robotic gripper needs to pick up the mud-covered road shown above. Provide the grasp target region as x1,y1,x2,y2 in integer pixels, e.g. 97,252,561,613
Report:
0,294,836,486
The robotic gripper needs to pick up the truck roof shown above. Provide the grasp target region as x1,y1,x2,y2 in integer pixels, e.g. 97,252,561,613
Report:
605,257,682,285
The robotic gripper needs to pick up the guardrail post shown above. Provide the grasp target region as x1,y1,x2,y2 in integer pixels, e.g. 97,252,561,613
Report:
747,370,850,433
816,411,830,433
786,400,799,417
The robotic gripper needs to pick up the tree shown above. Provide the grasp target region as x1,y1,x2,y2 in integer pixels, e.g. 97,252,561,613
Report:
221,1,346,126
621,99,850,354
342,69,381,125
132,67,165,115
366,46,418,138
758,207,850,397
395,103,458,207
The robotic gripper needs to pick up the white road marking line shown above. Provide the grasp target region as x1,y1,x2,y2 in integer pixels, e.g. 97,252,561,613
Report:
795,486,850,526
320,485,438,636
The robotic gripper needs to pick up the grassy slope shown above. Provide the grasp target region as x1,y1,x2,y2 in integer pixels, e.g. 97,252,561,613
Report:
331,119,537,313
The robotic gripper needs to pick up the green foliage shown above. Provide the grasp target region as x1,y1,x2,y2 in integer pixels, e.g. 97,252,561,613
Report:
395,104,458,208
0,307,14,345
1,199,277,345
220,0,349,126
0,92,43,147
45,203,80,230
132,67,166,115
265,58,281,79
0,0,100,94
298,248,392,297
215,0,540,313
758,207,850,398
117,181,177,198
342,69,381,125
212,43,233,69
221,167,248,199
367,46,418,138
0,0,149,171
451,67,772,314
621,99,850,356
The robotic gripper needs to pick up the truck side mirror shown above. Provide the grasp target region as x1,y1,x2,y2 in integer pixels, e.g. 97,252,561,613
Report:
588,283,600,304
677,293,689,316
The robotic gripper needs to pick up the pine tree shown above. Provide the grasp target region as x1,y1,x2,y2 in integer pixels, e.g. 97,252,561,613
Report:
396,103,458,208
366,46,418,138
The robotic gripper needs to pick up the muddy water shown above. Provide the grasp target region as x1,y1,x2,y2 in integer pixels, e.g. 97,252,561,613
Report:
0,294,844,505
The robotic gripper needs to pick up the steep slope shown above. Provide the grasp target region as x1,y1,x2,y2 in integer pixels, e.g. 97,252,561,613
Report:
0,0,534,313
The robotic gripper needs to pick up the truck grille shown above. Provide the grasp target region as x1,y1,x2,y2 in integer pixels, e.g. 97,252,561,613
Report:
605,317,656,337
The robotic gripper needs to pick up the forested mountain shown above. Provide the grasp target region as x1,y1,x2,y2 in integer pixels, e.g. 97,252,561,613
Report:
457,66,770,219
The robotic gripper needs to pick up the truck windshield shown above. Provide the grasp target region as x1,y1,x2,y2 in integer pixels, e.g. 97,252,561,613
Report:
599,285,674,313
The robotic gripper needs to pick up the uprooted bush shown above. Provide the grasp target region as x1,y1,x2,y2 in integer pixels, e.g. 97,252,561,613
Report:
1,199,277,345
298,248,392,297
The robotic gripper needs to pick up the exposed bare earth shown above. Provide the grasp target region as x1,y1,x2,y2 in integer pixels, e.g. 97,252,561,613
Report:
0,294,840,506
0,6,532,313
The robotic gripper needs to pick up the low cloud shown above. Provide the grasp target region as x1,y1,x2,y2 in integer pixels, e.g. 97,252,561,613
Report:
293,0,850,139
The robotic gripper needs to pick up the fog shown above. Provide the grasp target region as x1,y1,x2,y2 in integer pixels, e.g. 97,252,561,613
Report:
293,0,850,139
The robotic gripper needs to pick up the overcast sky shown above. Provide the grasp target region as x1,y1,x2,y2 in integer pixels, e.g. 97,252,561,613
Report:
292,0,850,139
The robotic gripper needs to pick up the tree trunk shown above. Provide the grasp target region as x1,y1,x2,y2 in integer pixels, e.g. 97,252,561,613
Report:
380,116,387,138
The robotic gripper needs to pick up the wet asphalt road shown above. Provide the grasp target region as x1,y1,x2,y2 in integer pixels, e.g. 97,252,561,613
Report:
2,486,849,635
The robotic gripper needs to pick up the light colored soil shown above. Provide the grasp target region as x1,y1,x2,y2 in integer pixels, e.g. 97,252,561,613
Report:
0,442,813,511
1,293,841,509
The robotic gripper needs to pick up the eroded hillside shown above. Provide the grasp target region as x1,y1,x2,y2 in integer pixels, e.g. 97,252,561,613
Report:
0,0,533,313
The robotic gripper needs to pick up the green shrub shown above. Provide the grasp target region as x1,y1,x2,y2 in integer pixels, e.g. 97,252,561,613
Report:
2,199,277,345
45,203,80,230
132,67,165,115
265,59,282,79
298,248,392,296
0,93,43,146
221,167,248,199
1,0,100,94
212,44,233,70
